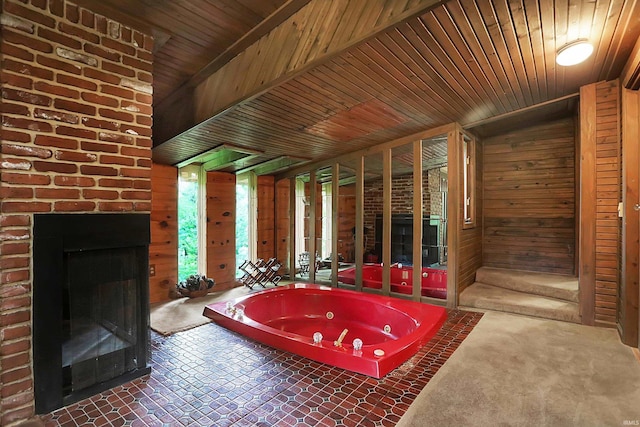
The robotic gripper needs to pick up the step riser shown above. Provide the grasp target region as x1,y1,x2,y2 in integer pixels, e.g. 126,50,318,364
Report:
461,296,581,323
475,268,579,303
460,282,581,324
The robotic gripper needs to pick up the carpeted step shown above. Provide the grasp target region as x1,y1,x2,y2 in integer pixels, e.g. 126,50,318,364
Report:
475,267,579,303
459,283,581,324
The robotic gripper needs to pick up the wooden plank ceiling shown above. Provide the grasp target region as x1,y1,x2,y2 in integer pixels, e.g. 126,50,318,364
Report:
93,0,640,173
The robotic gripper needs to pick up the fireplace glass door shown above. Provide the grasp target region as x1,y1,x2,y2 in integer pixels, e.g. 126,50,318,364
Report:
63,247,140,395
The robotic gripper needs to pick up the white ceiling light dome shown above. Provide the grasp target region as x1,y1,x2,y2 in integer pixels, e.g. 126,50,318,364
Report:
556,40,594,66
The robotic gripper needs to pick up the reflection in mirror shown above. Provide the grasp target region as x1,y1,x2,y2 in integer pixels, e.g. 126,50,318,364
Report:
313,167,333,285
333,165,356,288
422,135,448,300
293,172,312,281
337,152,384,294
389,143,416,297
275,178,290,279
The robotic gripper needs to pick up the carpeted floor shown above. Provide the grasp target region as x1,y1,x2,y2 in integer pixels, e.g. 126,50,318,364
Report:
149,286,251,335
396,310,640,427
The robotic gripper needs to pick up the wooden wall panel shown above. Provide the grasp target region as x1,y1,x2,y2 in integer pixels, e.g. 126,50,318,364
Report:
458,138,482,295
593,80,622,326
580,83,597,325
482,119,576,275
257,176,276,260
150,163,178,303
338,184,356,262
276,179,291,274
206,171,237,290
621,87,640,347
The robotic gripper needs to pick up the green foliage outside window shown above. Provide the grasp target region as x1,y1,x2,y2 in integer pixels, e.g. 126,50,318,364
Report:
235,181,249,277
178,178,198,280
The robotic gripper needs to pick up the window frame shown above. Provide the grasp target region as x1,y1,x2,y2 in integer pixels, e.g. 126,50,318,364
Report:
462,134,476,229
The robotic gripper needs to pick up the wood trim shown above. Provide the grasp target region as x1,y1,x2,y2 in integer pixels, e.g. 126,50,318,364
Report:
331,163,339,287
620,31,640,89
579,83,597,326
446,129,461,309
382,149,392,295
621,88,640,347
462,135,477,229
355,156,364,291
412,139,423,302
575,112,581,279
308,170,317,283
462,93,580,130
289,177,296,279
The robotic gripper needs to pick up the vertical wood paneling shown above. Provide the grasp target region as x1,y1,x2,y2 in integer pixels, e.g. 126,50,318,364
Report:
257,175,276,260
593,80,622,326
150,163,178,303
206,171,237,289
482,119,576,275
337,184,356,263
621,87,640,346
276,179,291,274
580,83,598,326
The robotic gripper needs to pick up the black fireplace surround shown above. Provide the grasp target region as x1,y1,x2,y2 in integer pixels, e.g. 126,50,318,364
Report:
33,214,151,414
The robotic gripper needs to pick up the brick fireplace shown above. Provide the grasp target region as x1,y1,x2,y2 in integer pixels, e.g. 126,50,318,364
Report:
0,0,153,424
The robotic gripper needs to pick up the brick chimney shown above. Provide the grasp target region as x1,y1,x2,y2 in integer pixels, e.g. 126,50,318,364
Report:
0,0,153,424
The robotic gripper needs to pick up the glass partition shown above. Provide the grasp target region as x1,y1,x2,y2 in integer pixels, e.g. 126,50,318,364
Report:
314,167,332,284
293,172,311,281
389,143,416,297
334,165,356,287
422,135,448,300
275,178,290,278
363,152,384,293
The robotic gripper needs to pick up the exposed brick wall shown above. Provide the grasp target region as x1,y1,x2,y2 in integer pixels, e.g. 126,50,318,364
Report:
0,0,153,424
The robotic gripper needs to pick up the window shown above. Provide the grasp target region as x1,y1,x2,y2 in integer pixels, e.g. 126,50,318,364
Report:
235,172,256,277
462,135,476,228
178,165,202,279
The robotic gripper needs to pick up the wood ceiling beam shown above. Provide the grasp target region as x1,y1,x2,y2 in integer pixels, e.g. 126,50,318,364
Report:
154,0,312,113
621,35,640,89
154,0,445,156
193,0,445,123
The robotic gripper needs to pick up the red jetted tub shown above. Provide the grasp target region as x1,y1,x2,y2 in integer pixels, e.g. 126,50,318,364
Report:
203,284,447,378
337,264,447,299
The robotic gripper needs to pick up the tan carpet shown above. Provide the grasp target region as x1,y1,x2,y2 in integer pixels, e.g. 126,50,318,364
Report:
149,286,250,335
397,311,640,427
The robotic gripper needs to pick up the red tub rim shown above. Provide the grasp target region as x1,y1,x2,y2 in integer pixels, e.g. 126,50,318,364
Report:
203,283,447,378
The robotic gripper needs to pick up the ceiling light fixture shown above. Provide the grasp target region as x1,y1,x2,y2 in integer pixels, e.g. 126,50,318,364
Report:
556,40,594,66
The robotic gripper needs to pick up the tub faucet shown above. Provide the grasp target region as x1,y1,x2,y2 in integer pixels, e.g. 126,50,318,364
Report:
334,328,349,347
